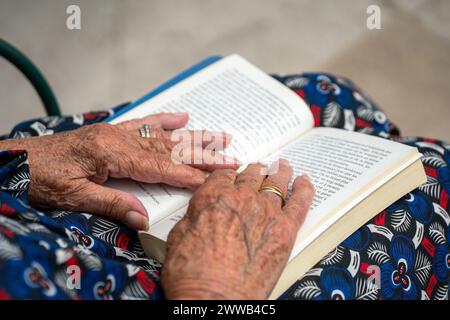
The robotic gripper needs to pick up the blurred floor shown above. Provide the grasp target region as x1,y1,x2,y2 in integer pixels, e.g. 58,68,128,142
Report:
0,0,449,140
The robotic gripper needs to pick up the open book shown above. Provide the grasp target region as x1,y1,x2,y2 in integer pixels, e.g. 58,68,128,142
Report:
107,54,426,299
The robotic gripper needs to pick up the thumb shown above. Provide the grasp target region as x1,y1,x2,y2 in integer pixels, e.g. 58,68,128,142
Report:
75,182,149,230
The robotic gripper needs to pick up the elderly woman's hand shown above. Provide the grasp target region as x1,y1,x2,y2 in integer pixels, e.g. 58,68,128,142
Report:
2,112,239,230
162,159,315,299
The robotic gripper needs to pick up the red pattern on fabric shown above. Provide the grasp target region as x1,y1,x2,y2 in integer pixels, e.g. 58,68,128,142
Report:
66,255,78,266
359,262,372,276
136,270,156,293
373,211,386,226
424,166,437,178
421,236,435,257
0,226,14,239
0,288,11,300
0,203,16,217
293,89,306,99
310,105,321,127
83,113,97,120
84,111,109,120
423,138,436,144
10,150,25,155
117,233,130,250
426,274,438,297
440,189,449,209
355,118,371,128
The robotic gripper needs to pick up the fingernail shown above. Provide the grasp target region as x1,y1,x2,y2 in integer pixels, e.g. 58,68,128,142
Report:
173,112,188,117
125,211,149,230
192,173,207,186
301,174,310,181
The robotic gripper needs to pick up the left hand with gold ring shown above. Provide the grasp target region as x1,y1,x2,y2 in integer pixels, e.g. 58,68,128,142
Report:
162,159,315,299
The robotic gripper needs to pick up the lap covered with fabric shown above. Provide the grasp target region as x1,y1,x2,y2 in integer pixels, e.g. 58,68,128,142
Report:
0,73,448,300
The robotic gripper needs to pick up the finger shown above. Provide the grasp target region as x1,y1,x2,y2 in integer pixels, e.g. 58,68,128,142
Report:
116,112,189,131
138,129,231,151
141,135,176,154
138,135,234,163
234,163,267,191
259,159,292,208
169,130,232,150
122,152,208,190
173,146,241,171
149,129,231,150
282,175,315,228
204,169,237,185
74,182,149,231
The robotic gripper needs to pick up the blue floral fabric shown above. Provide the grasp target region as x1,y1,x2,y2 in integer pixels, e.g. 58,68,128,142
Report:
276,73,450,300
0,73,448,300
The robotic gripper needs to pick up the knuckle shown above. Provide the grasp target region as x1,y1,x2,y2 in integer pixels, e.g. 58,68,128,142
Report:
218,192,241,210
164,139,176,152
264,195,280,210
241,176,261,186
89,122,115,136
248,163,265,170
218,168,236,176
84,123,117,150
151,127,165,138
190,189,219,209
152,139,171,154
288,202,302,213
238,184,256,197
155,158,172,177
208,169,235,182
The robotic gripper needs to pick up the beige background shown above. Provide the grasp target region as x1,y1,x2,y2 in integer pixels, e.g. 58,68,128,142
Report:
0,0,449,140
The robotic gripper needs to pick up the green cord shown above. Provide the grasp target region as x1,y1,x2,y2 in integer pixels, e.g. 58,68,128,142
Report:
0,38,61,116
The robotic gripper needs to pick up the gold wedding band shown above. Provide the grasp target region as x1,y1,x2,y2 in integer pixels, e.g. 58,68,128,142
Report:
139,124,151,138
259,185,286,206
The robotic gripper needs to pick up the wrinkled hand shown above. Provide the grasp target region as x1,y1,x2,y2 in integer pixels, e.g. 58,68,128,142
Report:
162,160,315,299
5,112,239,230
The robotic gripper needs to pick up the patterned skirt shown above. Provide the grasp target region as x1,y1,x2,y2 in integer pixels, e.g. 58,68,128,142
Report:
0,73,448,300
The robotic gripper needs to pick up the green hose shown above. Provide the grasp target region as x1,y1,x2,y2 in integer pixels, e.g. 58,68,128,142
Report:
0,38,61,116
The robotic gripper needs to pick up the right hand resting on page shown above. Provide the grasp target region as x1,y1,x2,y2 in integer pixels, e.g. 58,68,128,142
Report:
0,112,239,230
162,159,315,299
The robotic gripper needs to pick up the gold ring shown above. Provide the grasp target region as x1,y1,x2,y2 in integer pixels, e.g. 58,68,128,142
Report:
259,185,286,206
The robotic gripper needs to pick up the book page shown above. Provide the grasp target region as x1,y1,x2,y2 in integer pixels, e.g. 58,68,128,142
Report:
148,127,420,245
106,54,313,226
104,179,191,226
110,54,313,163
278,127,420,260
148,205,188,242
